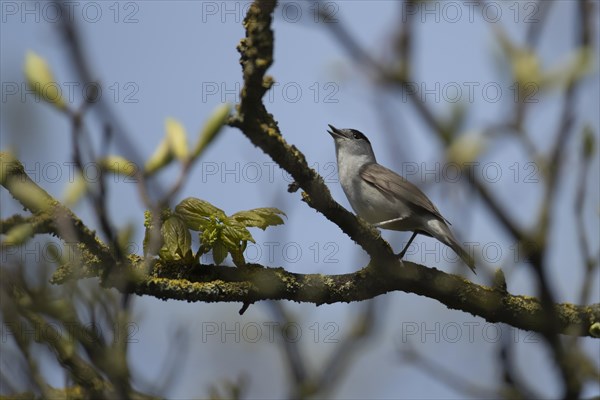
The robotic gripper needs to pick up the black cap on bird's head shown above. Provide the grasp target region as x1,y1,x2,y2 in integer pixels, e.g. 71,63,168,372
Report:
327,124,371,145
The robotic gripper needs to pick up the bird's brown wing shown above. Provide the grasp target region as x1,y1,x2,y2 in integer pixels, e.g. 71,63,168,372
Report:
359,163,451,225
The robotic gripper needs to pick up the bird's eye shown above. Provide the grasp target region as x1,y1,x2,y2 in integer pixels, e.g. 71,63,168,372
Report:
351,130,363,140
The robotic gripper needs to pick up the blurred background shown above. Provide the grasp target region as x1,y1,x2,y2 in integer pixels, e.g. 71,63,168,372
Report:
1,1,599,398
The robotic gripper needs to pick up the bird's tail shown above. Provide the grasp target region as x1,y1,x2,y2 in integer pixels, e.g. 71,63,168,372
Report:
428,220,476,274
447,237,476,274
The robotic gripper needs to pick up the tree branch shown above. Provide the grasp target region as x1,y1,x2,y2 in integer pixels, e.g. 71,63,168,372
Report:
65,256,600,338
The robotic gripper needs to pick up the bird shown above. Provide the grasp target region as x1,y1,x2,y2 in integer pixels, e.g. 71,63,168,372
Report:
327,124,476,273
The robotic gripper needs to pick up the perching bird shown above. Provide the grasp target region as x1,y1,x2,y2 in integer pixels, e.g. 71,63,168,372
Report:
327,125,475,273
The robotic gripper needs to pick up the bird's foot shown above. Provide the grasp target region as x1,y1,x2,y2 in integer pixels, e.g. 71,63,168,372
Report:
396,250,408,260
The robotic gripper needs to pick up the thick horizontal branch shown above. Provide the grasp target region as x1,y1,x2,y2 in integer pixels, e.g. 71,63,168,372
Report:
50,251,600,337
125,260,598,338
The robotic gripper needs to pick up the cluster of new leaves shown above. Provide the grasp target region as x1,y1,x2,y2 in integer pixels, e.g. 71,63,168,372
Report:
147,198,286,266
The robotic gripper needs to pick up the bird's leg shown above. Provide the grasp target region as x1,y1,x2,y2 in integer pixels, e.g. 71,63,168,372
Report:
373,216,405,228
397,232,418,259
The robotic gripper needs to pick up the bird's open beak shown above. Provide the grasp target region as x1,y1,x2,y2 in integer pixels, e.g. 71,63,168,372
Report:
327,124,343,139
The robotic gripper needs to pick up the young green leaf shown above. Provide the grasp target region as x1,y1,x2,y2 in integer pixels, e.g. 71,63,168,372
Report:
212,240,228,265
24,51,66,111
159,216,192,262
590,322,600,338
143,209,172,256
193,103,231,158
512,50,541,87
100,155,138,177
145,137,173,175
165,117,189,161
175,197,227,231
446,132,485,167
9,176,53,213
220,227,249,250
2,223,34,246
231,207,286,230
222,219,255,245
62,171,87,207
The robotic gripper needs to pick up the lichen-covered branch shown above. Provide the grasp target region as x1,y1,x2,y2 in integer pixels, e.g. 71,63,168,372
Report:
135,261,600,338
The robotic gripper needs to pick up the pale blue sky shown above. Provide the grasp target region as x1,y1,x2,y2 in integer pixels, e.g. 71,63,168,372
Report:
1,1,599,398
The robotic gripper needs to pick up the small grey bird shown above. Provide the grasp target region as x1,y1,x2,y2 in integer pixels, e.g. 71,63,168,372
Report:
327,125,476,273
